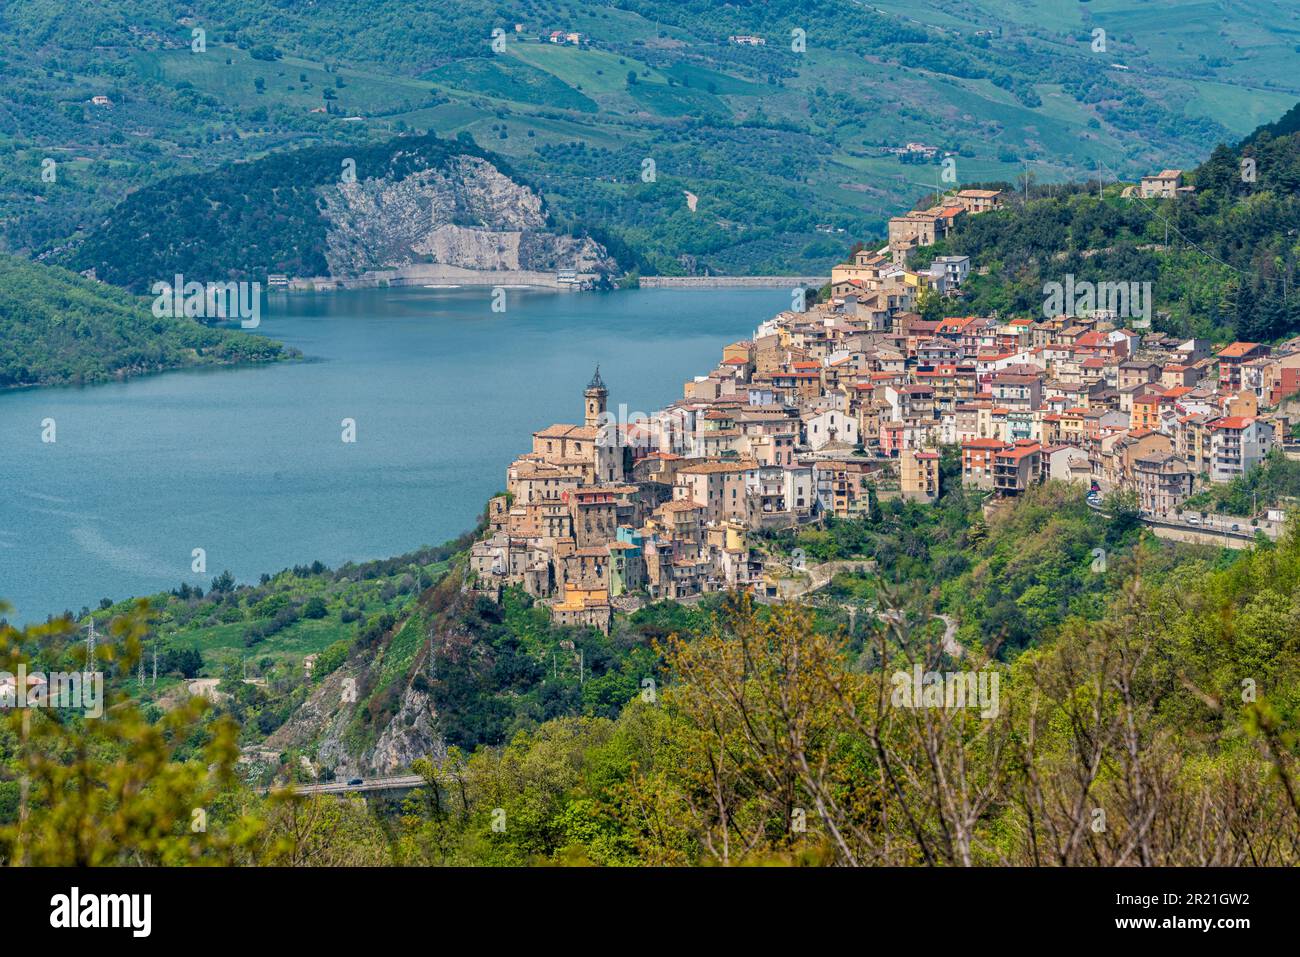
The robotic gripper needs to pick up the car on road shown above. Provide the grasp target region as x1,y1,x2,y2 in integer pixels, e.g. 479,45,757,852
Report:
1187,517,1200,525
1232,524,1240,532
347,778,363,786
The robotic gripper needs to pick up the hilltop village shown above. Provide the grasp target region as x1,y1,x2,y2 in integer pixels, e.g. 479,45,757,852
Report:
471,185,1300,632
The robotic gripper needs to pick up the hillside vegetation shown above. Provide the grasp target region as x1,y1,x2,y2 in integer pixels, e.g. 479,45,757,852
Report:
4,0,1299,274
64,132,609,292
913,117,1300,342
8,486,1300,866
0,255,287,388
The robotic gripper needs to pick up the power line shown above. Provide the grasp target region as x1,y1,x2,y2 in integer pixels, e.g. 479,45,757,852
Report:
1096,157,1294,292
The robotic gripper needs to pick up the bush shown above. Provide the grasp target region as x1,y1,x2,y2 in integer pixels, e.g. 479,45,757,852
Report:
314,639,350,678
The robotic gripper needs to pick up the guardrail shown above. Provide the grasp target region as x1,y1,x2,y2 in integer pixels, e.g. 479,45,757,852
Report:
261,774,425,797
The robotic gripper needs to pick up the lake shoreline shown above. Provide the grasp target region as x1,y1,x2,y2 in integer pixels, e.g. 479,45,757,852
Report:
1,352,300,396
3,286,788,623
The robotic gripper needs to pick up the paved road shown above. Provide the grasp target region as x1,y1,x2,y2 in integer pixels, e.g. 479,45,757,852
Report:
937,613,963,659
876,608,964,658
270,774,425,796
1086,497,1276,546
772,558,965,657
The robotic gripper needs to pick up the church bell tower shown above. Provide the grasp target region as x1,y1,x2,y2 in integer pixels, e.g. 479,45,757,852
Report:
584,366,608,428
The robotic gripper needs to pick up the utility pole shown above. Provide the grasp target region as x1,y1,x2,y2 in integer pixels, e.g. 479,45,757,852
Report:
85,618,97,678
152,643,158,685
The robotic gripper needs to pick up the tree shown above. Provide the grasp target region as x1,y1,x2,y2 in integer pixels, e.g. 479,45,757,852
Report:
1105,487,1142,540
0,600,260,865
915,285,944,322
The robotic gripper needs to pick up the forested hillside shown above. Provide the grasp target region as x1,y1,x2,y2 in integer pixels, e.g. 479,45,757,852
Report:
7,485,1299,865
65,132,612,292
0,255,287,388
912,117,1300,342
4,0,1298,273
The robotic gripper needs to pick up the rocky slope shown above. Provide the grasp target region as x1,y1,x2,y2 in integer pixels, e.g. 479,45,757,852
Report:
264,659,445,778
262,569,471,780
66,133,616,292
318,154,612,276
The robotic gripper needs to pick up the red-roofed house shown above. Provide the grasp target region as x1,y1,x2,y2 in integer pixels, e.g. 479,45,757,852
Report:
994,441,1043,495
961,437,1006,489
1216,342,1269,393
1207,416,1274,483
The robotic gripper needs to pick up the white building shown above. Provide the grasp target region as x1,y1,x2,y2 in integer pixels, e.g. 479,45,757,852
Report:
802,408,859,450
930,255,971,288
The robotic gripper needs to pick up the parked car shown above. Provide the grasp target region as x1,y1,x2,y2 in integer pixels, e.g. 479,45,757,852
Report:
1187,517,1200,525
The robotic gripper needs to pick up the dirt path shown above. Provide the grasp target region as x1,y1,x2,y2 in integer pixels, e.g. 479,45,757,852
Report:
769,558,965,658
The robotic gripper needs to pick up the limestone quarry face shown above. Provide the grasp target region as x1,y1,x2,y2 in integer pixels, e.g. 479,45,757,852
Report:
317,155,613,277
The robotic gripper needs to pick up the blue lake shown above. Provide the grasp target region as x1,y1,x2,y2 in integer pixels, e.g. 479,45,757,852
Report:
0,286,786,623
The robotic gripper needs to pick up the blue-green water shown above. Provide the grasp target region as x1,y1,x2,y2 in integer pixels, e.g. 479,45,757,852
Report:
1,286,784,623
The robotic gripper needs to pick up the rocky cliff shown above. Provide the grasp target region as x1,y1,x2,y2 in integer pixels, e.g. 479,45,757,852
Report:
68,133,616,292
318,154,614,277
263,571,473,780
264,660,444,778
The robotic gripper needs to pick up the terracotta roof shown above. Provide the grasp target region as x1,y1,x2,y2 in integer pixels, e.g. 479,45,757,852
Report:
996,444,1041,461
1217,342,1262,358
